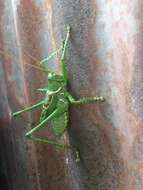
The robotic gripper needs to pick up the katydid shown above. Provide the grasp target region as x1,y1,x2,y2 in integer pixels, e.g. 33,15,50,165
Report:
13,26,104,155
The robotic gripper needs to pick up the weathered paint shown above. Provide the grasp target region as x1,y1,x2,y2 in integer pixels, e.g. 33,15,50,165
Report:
0,0,143,190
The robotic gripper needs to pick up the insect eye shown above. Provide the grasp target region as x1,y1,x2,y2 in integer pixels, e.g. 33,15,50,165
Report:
48,73,54,80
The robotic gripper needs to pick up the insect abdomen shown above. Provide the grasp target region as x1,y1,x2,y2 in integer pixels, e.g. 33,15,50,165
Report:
52,111,68,137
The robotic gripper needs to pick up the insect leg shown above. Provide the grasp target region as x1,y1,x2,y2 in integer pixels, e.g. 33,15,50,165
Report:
36,88,48,92
61,26,70,83
36,86,63,94
25,101,69,148
72,96,105,104
26,136,68,149
40,46,62,66
61,26,70,60
67,93,105,104
38,46,63,73
13,100,44,117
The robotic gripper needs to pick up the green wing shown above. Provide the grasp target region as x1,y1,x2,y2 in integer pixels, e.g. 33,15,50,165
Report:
51,111,69,137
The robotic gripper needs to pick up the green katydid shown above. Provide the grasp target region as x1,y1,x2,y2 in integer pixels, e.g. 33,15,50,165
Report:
13,26,104,154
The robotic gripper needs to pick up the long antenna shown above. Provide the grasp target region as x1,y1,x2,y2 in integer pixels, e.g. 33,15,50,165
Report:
0,49,47,73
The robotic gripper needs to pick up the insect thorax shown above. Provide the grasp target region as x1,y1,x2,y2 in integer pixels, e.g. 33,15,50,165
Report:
47,73,65,91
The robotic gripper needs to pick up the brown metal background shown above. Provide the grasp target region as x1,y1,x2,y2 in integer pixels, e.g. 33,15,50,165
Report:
0,0,143,189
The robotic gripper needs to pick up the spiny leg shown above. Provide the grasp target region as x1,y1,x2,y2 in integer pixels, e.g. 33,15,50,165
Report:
67,93,104,162
28,136,68,149
72,97,105,104
36,86,63,95
25,100,81,160
67,93,105,105
35,88,48,92
13,100,44,117
61,26,70,60
61,25,70,83
39,26,70,81
40,46,62,69
25,101,69,149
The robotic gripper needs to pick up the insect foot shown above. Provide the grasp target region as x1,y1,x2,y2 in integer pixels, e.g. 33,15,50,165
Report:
75,149,80,163
12,112,21,118
93,96,105,102
70,146,81,163
25,132,31,138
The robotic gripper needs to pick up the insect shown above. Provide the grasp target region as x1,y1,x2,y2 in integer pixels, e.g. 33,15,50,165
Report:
12,26,104,154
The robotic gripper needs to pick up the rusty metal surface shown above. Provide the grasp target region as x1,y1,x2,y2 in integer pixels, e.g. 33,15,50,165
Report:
0,0,143,190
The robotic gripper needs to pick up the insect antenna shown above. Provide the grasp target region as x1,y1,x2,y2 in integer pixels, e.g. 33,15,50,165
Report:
0,48,48,73
0,41,63,74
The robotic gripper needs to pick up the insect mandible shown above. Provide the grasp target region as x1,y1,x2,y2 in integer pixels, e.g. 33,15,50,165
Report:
13,26,104,152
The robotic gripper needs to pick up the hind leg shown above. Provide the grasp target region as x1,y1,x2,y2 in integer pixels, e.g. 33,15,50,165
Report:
25,100,69,149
